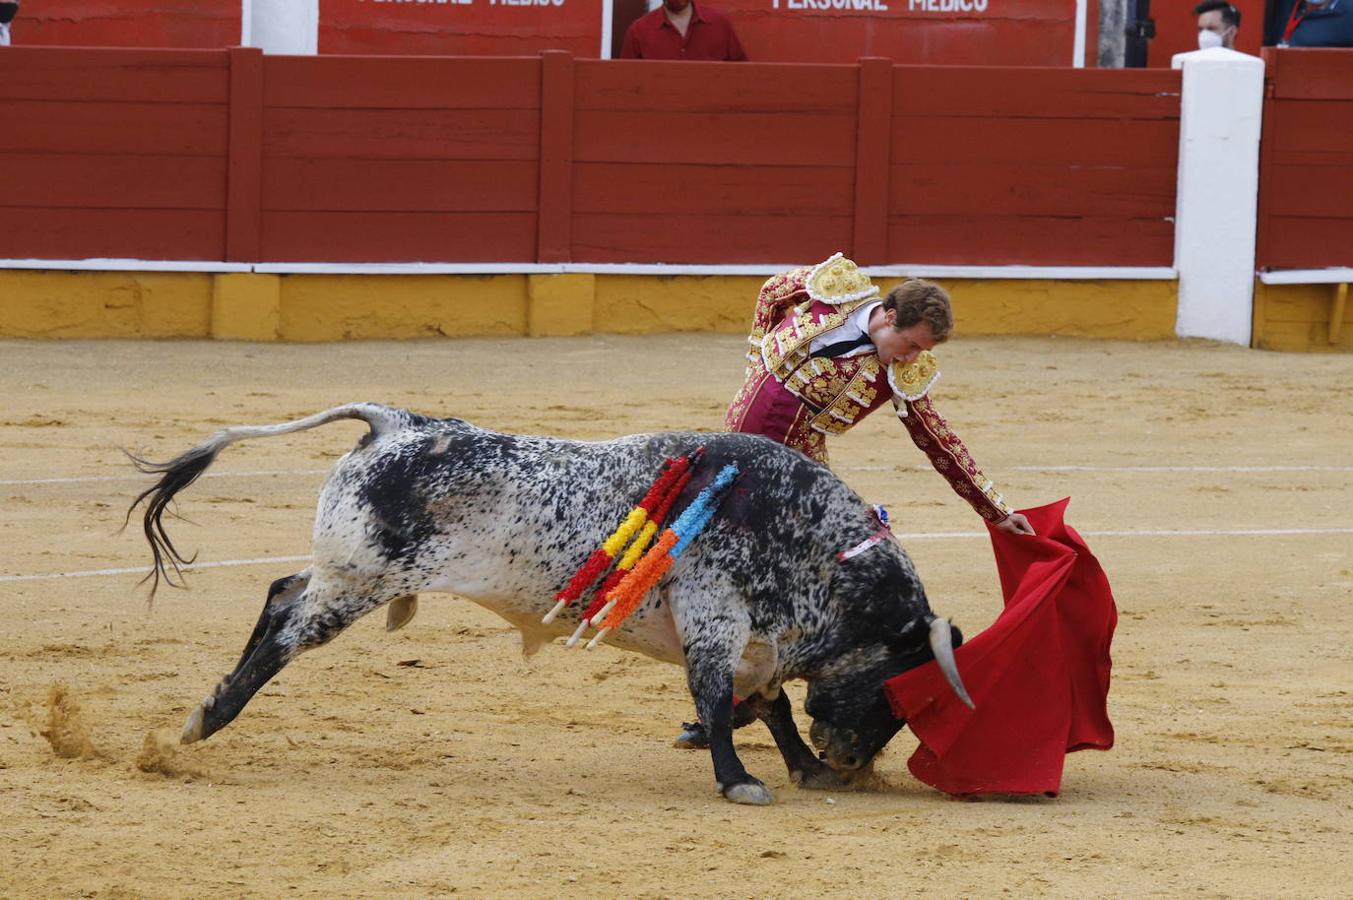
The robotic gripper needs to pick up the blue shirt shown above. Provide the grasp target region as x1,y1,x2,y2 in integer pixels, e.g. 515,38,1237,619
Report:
1287,0,1353,47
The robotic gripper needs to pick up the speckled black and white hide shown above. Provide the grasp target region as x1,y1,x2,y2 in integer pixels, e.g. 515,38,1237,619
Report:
130,402,972,806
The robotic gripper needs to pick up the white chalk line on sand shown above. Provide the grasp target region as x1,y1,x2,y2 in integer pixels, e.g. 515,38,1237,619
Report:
5,528,1352,584
0,468,331,487
6,464,1353,489
845,464,1353,474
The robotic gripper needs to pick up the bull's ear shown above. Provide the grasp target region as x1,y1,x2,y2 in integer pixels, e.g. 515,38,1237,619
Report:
949,623,965,649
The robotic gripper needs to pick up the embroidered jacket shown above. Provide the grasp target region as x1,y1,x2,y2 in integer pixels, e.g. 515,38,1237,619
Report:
725,255,1014,523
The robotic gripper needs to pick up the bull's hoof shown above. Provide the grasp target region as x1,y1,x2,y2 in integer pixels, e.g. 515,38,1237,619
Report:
673,722,709,750
722,781,774,806
180,705,206,744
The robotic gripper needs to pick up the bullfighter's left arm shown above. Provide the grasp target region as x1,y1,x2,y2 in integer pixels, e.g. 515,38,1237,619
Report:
896,394,1015,523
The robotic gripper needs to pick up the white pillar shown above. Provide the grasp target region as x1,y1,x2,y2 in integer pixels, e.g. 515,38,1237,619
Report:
1171,48,1265,345
244,0,318,55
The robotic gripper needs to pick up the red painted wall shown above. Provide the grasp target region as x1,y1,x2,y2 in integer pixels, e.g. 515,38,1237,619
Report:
886,66,1180,265
721,0,1088,66
14,0,241,49
1146,0,1264,67
1257,49,1353,271
259,55,543,262
0,48,230,260
318,0,604,57
1,47,1186,266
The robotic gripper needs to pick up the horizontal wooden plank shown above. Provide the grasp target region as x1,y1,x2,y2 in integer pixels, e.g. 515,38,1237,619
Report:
262,159,538,213
1262,217,1353,269
1262,100,1353,159
0,47,229,103
21,1,241,49
573,111,857,166
890,163,1176,218
893,67,1181,119
260,211,537,262
572,214,853,264
1268,48,1353,101
574,60,858,113
0,153,226,209
887,215,1174,266
890,117,1179,167
1265,165,1353,218
264,56,542,110
1262,291,1345,324
572,163,854,216
1253,318,1328,352
263,108,540,162
0,100,227,156
0,207,225,259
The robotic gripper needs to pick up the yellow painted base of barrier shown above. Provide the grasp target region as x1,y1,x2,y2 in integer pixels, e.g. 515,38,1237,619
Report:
0,269,1181,343
1252,282,1353,353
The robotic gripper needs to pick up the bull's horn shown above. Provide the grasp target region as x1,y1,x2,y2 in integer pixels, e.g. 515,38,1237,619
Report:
928,618,975,710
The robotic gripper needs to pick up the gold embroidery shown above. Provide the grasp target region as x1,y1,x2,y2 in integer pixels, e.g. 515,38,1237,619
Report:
888,351,941,401
805,253,879,305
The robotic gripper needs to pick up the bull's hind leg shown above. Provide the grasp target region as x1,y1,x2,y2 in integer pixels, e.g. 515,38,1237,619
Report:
181,569,403,744
670,584,772,805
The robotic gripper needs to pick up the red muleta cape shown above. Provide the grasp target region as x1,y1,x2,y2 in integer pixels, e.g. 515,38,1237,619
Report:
884,498,1117,797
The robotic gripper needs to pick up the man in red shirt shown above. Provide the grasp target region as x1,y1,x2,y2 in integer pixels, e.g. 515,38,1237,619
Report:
619,0,748,61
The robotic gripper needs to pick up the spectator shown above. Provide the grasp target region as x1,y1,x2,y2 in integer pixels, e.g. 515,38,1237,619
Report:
0,0,17,47
1276,0,1353,47
620,0,748,61
1194,0,1241,48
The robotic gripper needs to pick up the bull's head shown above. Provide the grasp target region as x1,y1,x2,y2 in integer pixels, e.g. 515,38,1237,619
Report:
804,617,970,772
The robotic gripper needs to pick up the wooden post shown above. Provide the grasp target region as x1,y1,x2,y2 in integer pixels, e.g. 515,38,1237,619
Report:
225,46,264,263
1331,282,1348,345
537,50,575,264
1254,48,1279,277
852,57,893,266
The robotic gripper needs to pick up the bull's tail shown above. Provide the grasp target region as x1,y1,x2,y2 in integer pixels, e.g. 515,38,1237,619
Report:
126,402,413,596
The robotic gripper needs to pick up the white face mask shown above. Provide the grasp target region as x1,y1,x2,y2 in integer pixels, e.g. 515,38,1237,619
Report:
1198,29,1224,49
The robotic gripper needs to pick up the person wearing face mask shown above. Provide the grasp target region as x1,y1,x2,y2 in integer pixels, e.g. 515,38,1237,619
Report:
619,0,748,60
672,253,1034,750
1194,0,1241,48
1275,0,1353,47
0,0,18,47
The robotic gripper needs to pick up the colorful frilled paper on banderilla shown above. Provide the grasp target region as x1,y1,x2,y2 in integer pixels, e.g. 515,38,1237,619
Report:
884,498,1117,797
545,449,741,649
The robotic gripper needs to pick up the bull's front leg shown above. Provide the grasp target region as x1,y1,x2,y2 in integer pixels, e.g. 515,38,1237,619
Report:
740,689,856,791
681,627,773,806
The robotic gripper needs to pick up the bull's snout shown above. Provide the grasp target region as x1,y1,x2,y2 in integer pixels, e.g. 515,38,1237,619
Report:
810,721,867,771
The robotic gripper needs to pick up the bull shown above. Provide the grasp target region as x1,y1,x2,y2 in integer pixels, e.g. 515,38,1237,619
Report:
130,403,972,805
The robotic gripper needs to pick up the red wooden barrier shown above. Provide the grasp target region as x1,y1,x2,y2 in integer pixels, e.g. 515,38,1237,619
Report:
0,47,1185,267
569,59,859,263
16,0,240,49
318,0,604,57
0,48,230,260
887,66,1180,266
257,55,542,262
1256,49,1353,271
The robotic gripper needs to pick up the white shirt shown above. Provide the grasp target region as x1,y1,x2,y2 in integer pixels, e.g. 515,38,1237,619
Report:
807,300,881,359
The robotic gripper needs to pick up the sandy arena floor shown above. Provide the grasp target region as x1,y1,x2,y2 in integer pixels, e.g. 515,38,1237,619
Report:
1,334,1350,898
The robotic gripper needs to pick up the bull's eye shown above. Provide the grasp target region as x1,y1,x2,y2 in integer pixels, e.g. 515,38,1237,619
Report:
809,720,829,751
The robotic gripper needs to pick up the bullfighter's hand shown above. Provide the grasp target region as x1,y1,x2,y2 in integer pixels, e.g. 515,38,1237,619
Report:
993,512,1035,536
